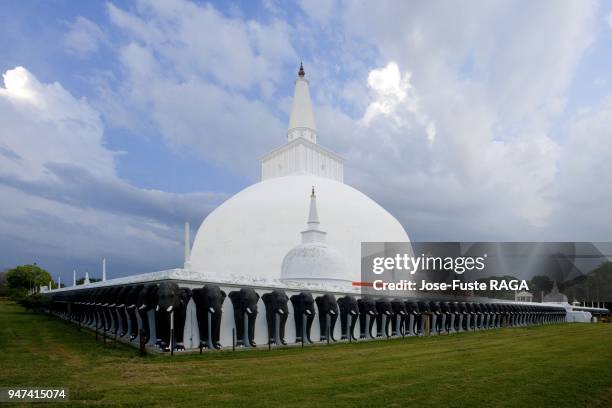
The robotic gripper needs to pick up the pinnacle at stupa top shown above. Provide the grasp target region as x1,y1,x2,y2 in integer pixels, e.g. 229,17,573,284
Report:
288,62,317,143
260,63,344,182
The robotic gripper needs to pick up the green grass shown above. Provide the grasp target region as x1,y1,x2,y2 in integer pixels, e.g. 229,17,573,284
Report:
1,299,611,407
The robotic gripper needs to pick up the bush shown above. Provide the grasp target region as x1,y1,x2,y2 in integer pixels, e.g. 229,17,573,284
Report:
16,294,48,311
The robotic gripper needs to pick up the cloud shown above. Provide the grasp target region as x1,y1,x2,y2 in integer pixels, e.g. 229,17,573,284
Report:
0,66,114,180
101,1,297,176
305,1,597,239
63,16,106,56
0,66,224,277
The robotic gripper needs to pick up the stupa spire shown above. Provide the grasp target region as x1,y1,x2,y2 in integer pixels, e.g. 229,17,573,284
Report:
307,186,320,227
302,187,326,244
288,62,317,143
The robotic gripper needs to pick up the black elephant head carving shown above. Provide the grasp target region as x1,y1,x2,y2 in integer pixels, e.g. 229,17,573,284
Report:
157,282,181,313
104,287,120,332
115,285,133,337
229,288,259,347
390,299,407,336
174,287,192,350
337,295,358,341
125,284,144,340
315,294,338,342
375,298,392,337
193,285,226,350
290,292,315,344
358,297,377,339
136,284,158,344
262,290,289,345
154,282,191,351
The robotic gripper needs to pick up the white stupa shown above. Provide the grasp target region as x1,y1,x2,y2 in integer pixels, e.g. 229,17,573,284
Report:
190,63,410,285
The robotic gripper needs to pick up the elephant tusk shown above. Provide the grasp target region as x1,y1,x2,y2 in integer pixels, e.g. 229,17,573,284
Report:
138,305,146,310
117,304,125,308
277,309,284,315
155,305,159,311
329,310,336,315
306,309,312,315
166,306,173,312
208,307,215,314
246,307,252,314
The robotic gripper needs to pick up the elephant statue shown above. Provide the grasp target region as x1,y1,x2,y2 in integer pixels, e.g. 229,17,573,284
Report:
125,284,144,340
192,285,226,350
458,302,469,331
229,288,259,347
90,288,102,328
100,287,115,332
137,284,159,345
262,290,289,346
83,289,96,326
358,297,377,339
417,301,431,335
315,294,338,342
405,300,421,336
375,298,392,338
429,301,442,335
466,302,478,330
176,287,192,349
155,282,191,351
291,292,315,344
108,286,123,334
439,301,450,334
115,285,132,337
337,295,358,341
390,299,407,336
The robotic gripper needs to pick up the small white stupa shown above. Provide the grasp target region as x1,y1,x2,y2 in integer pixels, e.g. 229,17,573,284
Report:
281,187,349,286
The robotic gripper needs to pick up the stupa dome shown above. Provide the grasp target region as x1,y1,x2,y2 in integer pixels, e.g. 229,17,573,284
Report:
189,174,409,283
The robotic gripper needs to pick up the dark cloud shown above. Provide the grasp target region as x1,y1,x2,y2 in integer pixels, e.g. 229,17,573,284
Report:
0,162,226,228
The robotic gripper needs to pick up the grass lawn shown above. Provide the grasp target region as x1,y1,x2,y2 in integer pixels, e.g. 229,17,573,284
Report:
1,299,611,407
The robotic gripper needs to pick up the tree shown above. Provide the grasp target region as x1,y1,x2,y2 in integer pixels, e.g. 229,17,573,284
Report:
0,270,8,296
529,275,554,302
5,264,53,294
75,277,101,285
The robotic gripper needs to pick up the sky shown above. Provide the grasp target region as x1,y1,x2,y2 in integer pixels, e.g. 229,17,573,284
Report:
1,0,612,283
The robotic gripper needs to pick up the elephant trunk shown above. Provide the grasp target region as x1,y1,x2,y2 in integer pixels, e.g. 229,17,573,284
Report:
207,310,214,350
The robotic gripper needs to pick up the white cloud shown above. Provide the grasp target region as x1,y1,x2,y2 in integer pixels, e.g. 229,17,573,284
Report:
306,1,597,238
0,66,225,276
107,1,296,91
0,66,114,180
63,16,106,56
100,0,300,177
